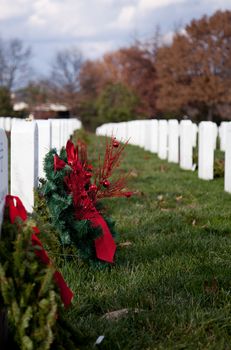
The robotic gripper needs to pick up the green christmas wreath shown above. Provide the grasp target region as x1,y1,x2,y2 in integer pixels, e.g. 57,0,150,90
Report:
38,137,132,266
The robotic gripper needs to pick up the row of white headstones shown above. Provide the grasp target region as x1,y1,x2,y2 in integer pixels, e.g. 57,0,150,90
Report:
0,117,81,230
96,119,231,190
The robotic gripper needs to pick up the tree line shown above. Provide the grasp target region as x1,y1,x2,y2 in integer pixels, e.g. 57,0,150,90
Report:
1,10,231,130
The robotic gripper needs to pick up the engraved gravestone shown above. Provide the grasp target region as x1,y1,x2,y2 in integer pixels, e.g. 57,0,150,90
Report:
0,129,8,232
11,121,38,213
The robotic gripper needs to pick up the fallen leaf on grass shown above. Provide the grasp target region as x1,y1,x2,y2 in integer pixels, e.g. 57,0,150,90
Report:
157,195,164,201
203,278,219,294
176,195,183,201
192,219,196,226
119,241,132,248
102,308,141,321
130,170,138,177
201,224,208,228
160,165,167,173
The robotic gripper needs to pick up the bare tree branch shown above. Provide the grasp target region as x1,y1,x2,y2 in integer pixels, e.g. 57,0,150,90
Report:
50,47,83,94
0,38,32,90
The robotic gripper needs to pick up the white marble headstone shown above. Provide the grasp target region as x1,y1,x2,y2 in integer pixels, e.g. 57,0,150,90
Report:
4,117,12,132
192,123,198,148
144,120,153,151
63,119,69,146
212,123,218,150
127,120,140,146
11,121,38,213
150,119,158,153
0,117,4,130
198,122,215,180
168,119,179,163
50,119,61,153
224,122,231,193
158,120,168,160
0,129,8,233
180,120,193,170
117,122,128,142
219,122,229,151
138,120,147,149
36,120,51,179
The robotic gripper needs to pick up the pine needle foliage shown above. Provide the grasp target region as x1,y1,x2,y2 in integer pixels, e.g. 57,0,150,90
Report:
0,219,57,350
0,217,82,349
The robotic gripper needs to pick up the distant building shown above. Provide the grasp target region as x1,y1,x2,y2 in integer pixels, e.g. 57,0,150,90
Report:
13,102,70,119
32,103,70,119
13,101,29,111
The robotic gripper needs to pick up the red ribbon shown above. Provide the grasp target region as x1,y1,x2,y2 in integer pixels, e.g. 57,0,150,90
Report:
5,195,74,308
66,140,78,165
91,215,116,263
54,155,67,171
5,195,27,223
31,227,51,265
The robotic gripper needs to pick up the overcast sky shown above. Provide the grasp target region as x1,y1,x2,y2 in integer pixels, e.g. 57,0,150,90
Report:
0,0,231,76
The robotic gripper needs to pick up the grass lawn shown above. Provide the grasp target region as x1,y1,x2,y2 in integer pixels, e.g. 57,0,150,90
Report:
61,131,231,349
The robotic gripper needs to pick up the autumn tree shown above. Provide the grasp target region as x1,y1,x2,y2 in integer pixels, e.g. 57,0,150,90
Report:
102,45,157,116
78,43,157,130
156,10,231,121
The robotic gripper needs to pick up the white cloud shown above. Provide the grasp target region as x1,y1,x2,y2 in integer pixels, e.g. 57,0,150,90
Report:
26,0,115,37
138,0,187,11
162,30,174,45
28,14,46,27
79,40,116,59
0,0,32,20
111,5,136,29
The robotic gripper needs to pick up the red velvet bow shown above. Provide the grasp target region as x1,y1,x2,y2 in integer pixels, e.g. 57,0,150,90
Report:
54,155,67,171
5,195,27,223
5,195,74,308
66,140,78,165
91,215,116,263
